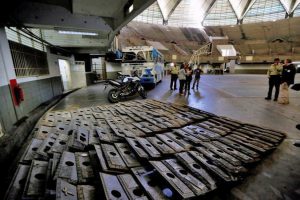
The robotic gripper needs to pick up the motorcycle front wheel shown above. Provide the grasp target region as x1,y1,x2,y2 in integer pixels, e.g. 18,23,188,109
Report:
138,86,147,99
108,89,120,103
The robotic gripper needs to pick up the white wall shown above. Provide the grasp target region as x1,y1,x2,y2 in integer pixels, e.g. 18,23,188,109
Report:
234,63,269,70
106,62,121,72
70,61,87,89
42,30,107,47
47,48,75,77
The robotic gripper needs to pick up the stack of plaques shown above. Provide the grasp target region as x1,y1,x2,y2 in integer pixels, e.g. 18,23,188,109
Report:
5,99,285,200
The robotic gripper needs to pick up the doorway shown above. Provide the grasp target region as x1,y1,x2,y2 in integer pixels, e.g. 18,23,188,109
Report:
58,59,72,91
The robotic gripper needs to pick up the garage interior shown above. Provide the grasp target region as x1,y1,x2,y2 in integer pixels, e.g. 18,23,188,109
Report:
0,0,300,200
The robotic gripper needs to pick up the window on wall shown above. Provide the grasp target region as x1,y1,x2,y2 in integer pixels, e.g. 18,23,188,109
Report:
243,0,286,24
9,41,49,77
203,0,237,26
294,3,300,17
168,0,203,28
133,1,163,24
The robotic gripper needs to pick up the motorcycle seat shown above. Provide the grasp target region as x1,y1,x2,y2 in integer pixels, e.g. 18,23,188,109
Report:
109,80,122,87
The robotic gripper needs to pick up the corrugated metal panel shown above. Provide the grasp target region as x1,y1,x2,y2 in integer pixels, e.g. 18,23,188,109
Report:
5,27,46,52
30,29,45,52
20,32,32,48
5,27,19,43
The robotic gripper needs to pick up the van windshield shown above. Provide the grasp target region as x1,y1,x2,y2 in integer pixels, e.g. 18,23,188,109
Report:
122,51,153,63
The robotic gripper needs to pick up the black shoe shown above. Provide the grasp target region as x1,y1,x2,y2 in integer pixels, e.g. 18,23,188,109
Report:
174,88,177,90
296,124,300,130
170,88,173,90
273,99,277,101
265,97,271,100
192,87,194,90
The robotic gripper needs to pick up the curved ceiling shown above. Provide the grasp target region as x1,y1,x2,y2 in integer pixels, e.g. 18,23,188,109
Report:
133,0,300,28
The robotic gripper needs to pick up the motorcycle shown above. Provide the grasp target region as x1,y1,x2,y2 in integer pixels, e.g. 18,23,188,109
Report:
104,71,147,103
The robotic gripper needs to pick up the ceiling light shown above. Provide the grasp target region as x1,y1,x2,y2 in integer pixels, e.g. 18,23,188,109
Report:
58,30,98,36
129,5,134,13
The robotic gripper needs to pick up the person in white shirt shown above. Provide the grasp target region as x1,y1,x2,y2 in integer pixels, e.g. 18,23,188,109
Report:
178,64,186,96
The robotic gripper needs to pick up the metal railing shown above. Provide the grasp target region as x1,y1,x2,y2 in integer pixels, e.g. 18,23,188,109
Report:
9,41,49,77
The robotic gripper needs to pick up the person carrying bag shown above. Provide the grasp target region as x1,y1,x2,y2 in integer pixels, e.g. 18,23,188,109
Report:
278,59,296,104
278,82,289,104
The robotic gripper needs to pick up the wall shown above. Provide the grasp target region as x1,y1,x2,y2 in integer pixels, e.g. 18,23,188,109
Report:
0,77,63,132
234,63,269,74
106,62,121,79
0,47,70,133
71,62,87,89
85,72,97,85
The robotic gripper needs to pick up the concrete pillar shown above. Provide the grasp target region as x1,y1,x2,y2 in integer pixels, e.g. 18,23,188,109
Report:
0,27,16,86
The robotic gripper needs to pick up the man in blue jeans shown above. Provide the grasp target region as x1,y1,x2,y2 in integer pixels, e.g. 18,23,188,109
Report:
192,65,203,90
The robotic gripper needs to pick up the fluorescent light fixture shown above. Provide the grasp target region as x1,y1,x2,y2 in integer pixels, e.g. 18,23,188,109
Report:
58,30,98,36
129,4,134,13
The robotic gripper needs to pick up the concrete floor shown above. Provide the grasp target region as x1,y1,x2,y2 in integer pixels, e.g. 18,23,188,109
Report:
53,74,300,200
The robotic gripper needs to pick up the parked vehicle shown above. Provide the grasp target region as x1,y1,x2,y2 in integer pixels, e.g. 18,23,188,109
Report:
104,71,147,103
121,46,164,87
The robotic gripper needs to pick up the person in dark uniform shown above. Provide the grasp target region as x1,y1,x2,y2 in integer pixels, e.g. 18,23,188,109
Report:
192,65,203,90
265,58,283,101
281,59,296,86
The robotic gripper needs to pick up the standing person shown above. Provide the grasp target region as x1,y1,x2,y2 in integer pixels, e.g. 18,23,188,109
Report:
185,65,193,95
178,64,186,96
169,63,179,90
265,58,283,101
192,65,203,90
281,59,296,86
278,59,296,104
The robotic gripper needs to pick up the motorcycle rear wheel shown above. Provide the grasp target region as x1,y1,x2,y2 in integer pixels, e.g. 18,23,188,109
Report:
108,89,120,103
138,86,147,99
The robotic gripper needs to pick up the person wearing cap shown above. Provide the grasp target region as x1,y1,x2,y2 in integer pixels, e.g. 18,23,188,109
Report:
265,58,283,101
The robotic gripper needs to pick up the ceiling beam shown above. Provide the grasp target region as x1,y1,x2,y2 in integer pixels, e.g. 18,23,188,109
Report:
108,0,156,46
11,2,113,32
291,0,300,12
228,0,256,20
240,0,257,20
279,0,291,13
157,0,182,21
8,0,155,51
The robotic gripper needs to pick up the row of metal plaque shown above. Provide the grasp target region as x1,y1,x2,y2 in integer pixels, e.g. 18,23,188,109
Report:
5,99,285,200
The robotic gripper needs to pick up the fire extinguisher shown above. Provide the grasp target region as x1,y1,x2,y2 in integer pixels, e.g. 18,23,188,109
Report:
14,84,24,105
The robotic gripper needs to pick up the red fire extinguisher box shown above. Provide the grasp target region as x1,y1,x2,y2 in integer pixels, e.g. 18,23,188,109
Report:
9,79,24,106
